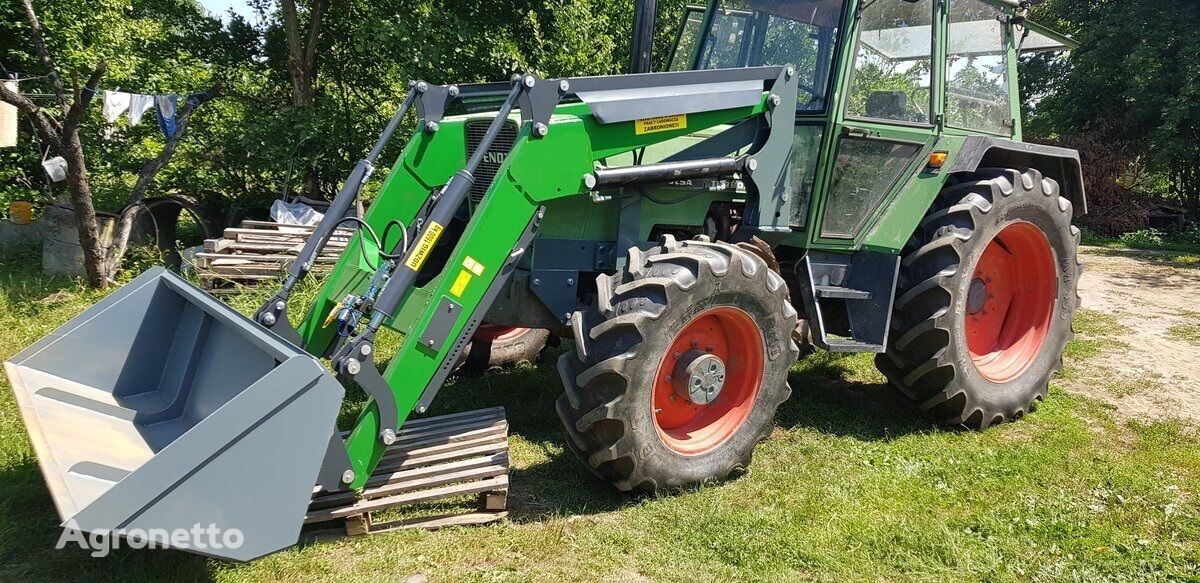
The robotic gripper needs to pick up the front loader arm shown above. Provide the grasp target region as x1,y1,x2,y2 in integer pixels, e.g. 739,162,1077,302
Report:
295,68,795,490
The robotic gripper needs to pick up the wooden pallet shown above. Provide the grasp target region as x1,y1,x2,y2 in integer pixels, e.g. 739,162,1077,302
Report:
303,407,510,538
196,220,355,288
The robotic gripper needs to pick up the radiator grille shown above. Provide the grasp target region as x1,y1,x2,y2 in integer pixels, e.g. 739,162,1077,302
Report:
464,120,519,205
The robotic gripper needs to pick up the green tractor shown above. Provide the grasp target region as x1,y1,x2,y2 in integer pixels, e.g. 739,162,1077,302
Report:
5,0,1082,560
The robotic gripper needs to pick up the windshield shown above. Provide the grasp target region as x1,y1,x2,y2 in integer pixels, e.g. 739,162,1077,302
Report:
669,0,845,111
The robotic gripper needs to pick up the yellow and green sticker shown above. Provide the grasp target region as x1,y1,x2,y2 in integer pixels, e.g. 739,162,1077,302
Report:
450,256,487,297
450,269,472,297
404,221,444,271
634,114,687,135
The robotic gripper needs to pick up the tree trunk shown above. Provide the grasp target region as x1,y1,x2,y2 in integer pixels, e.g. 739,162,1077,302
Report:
106,88,220,273
61,133,108,286
281,0,325,196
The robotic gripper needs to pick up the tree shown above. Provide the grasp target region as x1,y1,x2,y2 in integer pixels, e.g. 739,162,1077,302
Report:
1022,0,1200,213
0,0,220,286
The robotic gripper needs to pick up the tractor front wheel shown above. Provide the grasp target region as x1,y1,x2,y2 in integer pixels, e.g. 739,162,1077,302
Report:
557,236,799,492
877,167,1081,428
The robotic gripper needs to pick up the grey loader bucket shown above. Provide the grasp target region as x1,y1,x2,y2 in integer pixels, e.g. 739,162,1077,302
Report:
4,268,344,561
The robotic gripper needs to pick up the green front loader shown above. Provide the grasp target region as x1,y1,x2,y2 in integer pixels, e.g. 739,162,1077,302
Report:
6,0,1085,560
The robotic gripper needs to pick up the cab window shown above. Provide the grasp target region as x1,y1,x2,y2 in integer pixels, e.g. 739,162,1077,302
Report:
669,0,843,112
945,0,1012,134
845,0,934,124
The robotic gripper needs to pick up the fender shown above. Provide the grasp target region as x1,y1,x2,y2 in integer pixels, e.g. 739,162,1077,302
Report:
949,136,1088,217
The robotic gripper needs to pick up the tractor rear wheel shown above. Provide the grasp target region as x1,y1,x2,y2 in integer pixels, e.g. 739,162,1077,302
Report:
877,167,1081,428
557,236,799,492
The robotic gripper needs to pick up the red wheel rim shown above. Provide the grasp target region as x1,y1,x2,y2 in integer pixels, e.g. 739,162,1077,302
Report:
965,221,1057,383
652,307,765,455
473,324,528,343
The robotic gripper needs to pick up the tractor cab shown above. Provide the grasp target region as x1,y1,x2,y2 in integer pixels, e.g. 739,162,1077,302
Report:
655,0,1074,247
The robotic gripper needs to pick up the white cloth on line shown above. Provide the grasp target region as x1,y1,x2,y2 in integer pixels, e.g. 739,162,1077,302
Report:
101,90,131,123
0,81,17,148
127,93,155,126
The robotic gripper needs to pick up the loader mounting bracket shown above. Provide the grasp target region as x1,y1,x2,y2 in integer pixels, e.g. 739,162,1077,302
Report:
336,332,400,445
256,292,305,347
741,65,799,234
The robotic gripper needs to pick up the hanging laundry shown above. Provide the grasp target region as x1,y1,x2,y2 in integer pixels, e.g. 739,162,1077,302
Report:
101,90,130,123
0,80,16,148
155,95,178,138
127,93,155,126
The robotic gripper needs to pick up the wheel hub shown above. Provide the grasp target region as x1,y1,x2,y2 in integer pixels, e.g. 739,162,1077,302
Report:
673,350,726,404
652,306,765,455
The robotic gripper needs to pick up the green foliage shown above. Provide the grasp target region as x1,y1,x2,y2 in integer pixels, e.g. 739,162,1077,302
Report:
1081,225,1200,254
1,0,648,223
1022,0,1200,212
0,0,221,213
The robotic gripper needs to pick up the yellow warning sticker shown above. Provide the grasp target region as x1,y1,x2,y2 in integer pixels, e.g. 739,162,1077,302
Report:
404,221,445,271
449,269,472,297
463,256,485,276
635,114,687,135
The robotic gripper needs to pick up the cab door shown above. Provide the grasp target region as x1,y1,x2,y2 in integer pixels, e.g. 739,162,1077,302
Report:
810,0,943,248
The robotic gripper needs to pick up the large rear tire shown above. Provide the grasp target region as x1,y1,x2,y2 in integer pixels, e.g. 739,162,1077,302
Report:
876,167,1081,429
557,236,799,492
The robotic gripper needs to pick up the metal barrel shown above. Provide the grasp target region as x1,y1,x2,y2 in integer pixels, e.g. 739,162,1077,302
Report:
4,267,344,561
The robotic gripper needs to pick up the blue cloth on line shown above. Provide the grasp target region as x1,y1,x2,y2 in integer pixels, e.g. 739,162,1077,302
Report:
155,95,178,138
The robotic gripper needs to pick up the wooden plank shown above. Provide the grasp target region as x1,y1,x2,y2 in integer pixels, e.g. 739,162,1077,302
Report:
195,252,339,264
392,406,507,431
337,406,505,439
378,431,507,464
224,227,353,241
308,462,508,512
198,273,279,282
303,512,507,540
345,514,370,536
204,265,293,277
306,475,508,522
240,220,355,235
481,489,508,511
373,440,508,475
203,238,233,253
301,407,509,539
364,511,506,534
377,424,507,457
361,462,507,501
312,451,508,498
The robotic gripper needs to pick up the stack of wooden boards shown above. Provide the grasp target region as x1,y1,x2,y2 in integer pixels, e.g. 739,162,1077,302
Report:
303,407,510,538
196,220,354,291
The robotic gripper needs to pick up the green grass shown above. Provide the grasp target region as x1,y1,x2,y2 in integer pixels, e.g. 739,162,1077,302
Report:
0,248,1198,581
1082,226,1200,254
1167,324,1200,347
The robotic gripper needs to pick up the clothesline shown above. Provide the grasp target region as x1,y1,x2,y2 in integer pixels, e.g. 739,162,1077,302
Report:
1,67,213,144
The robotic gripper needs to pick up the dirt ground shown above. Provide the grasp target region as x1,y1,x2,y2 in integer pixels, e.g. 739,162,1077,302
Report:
1068,247,1200,424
